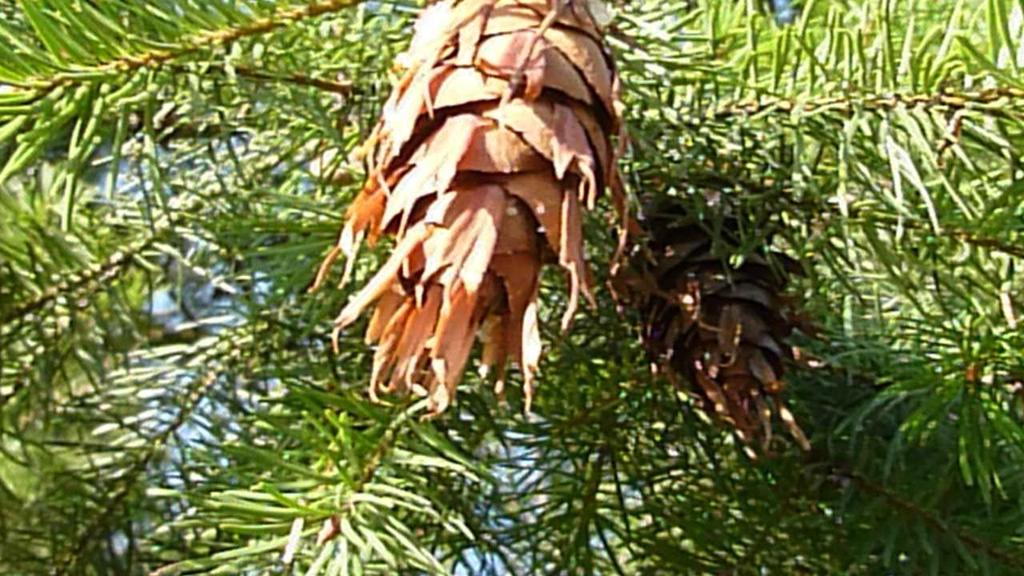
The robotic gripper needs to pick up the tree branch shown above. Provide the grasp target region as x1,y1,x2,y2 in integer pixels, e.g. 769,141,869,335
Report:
673,170,1024,260
233,65,354,96
837,469,1024,570
52,335,246,575
0,233,160,328
705,87,1024,121
19,0,366,96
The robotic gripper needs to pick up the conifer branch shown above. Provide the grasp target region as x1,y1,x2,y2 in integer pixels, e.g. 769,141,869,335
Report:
840,470,1024,571
707,87,1024,120
677,170,1024,259
162,64,354,97
53,339,244,575
358,402,417,488
0,192,208,327
0,235,157,328
16,0,366,97
159,402,420,575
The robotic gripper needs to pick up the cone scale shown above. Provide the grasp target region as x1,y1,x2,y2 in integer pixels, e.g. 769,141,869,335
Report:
317,0,624,413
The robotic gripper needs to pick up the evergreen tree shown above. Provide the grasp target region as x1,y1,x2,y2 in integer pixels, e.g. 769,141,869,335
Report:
0,1,1022,575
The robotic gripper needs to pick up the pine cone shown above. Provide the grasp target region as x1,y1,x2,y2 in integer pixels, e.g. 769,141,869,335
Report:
625,198,809,452
316,0,624,413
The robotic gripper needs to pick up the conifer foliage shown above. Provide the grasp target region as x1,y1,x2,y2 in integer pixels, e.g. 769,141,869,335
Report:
317,0,623,413
3,1,1024,575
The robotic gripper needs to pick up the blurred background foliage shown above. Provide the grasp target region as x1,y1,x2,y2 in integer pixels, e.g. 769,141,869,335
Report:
0,0,1022,574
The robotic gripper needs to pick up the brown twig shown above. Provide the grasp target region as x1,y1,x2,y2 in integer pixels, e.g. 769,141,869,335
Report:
232,65,353,96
